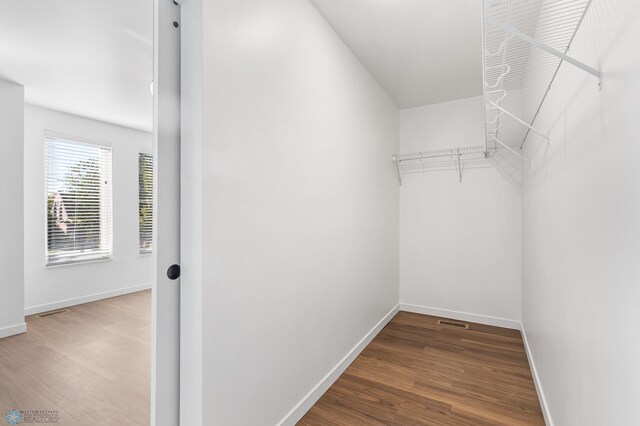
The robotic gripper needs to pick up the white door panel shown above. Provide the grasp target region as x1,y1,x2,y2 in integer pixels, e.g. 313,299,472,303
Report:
152,0,181,424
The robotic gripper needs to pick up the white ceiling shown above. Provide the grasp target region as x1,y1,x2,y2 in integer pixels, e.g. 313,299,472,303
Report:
309,0,483,109
0,0,480,129
0,0,153,132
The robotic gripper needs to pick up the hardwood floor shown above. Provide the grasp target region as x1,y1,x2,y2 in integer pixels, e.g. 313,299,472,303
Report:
299,312,544,426
0,290,150,426
1,296,543,425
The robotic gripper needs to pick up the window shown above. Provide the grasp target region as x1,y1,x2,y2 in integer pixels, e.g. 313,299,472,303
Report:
138,152,154,254
45,137,113,265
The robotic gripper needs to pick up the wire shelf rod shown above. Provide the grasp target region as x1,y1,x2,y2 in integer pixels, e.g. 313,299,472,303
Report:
487,19,601,78
393,145,493,183
486,100,549,141
490,136,531,164
520,0,595,148
483,0,594,152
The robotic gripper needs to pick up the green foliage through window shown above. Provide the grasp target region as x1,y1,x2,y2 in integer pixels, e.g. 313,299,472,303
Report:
46,137,112,265
139,153,154,254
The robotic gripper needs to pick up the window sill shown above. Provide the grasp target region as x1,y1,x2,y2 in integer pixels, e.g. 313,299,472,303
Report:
46,256,113,268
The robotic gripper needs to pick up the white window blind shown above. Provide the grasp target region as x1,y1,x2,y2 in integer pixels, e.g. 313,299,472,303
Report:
45,137,113,266
138,152,154,254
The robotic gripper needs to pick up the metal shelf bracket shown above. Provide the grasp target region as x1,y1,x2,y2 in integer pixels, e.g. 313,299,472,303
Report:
392,155,402,186
486,100,549,142
486,18,602,82
490,135,531,165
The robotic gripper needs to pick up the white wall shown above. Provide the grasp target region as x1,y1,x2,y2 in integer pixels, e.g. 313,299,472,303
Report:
399,96,522,328
0,80,25,338
23,105,153,314
521,1,640,425
192,0,399,424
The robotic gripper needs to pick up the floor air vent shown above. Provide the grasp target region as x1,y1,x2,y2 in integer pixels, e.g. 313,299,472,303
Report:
438,319,469,329
36,309,70,318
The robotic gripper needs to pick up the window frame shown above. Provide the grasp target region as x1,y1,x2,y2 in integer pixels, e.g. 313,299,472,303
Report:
44,132,114,267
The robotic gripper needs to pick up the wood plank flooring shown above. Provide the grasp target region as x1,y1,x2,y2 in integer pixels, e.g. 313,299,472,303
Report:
0,290,151,426
299,311,544,426
1,295,543,425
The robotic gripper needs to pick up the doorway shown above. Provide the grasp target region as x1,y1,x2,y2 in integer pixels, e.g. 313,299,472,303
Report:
0,0,181,424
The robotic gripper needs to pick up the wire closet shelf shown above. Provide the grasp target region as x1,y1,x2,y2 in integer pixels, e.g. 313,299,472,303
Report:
482,0,599,157
393,0,600,184
392,145,490,184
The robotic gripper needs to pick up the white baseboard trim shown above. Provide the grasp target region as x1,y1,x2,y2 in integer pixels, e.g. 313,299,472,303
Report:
521,324,553,426
0,322,27,339
398,303,521,330
24,283,152,316
277,304,400,426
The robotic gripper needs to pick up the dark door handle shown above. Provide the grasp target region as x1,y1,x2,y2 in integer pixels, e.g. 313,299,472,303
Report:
167,264,181,280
